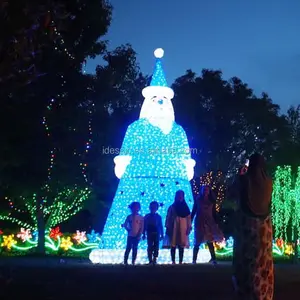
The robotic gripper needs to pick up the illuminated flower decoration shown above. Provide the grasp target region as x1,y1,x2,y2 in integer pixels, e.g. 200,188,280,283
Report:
226,236,234,248
276,238,284,248
49,227,63,241
285,244,294,256
87,230,100,243
17,228,32,242
60,237,73,251
0,229,3,235
32,231,38,242
215,238,226,250
1,235,17,250
72,230,87,244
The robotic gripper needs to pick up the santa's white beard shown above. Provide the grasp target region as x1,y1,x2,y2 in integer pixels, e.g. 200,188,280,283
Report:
149,117,173,134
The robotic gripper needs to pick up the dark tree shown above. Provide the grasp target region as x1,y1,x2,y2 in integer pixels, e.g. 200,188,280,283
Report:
0,0,112,88
172,69,287,178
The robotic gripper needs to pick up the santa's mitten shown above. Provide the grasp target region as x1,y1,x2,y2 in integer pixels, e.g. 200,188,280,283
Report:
113,155,132,178
184,158,196,180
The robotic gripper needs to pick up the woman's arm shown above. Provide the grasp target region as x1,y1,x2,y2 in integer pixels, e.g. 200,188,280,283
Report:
165,206,171,228
138,217,144,238
165,206,173,236
123,216,130,232
158,215,164,238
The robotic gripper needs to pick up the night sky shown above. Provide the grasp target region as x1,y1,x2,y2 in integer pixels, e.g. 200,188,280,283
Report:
86,0,300,112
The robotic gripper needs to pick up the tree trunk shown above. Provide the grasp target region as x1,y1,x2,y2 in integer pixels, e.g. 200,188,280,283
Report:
36,196,45,255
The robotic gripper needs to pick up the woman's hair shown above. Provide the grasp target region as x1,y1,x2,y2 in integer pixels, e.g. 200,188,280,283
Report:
200,185,210,195
128,201,141,210
175,190,184,200
248,153,266,174
150,201,159,208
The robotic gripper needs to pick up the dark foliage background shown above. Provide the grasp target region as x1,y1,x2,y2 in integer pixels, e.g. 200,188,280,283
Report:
1,0,299,232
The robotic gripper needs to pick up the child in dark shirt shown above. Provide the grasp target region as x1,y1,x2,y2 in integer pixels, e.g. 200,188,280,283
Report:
143,201,163,264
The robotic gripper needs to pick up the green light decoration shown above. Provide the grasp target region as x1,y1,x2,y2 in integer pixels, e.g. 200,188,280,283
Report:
293,167,300,242
271,166,300,243
0,229,295,258
0,228,101,254
0,187,90,231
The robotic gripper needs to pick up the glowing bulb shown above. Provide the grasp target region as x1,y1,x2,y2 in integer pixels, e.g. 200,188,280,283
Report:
154,48,164,58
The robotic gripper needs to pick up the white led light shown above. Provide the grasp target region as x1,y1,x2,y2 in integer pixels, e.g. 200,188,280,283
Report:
184,159,196,180
154,48,164,58
114,155,132,179
142,86,174,101
89,249,211,264
245,159,249,167
94,49,196,255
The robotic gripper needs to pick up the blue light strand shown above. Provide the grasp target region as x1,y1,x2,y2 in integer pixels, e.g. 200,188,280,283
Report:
150,59,168,87
101,118,195,249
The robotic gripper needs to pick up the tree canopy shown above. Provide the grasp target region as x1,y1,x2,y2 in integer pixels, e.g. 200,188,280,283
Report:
1,1,299,231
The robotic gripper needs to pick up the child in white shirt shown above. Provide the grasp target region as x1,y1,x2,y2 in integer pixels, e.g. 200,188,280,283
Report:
123,202,144,265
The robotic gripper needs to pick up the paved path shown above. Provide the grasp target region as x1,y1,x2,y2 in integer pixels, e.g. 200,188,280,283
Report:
0,258,299,299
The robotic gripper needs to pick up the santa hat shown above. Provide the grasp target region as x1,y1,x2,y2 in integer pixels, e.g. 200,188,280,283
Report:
142,48,174,99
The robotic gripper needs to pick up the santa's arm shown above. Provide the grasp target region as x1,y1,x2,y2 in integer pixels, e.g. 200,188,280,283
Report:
114,123,136,179
178,126,196,180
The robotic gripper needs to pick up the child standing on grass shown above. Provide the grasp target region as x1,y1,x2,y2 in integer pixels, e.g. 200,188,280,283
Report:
143,201,164,265
123,202,144,265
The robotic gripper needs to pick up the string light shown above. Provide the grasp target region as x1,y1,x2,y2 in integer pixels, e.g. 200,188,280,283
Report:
82,60,87,74
272,166,294,241
90,249,211,264
80,109,94,183
73,230,87,244
60,237,73,251
0,229,297,260
293,167,300,241
1,235,17,250
0,188,90,230
52,21,75,60
1,15,92,250
214,237,296,258
87,230,101,243
101,48,195,252
192,171,225,212
42,98,56,191
0,229,101,253
17,228,32,242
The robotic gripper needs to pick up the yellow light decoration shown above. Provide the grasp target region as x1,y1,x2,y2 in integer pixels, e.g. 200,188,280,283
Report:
60,237,73,251
285,244,294,256
193,171,225,212
214,239,226,250
1,235,17,250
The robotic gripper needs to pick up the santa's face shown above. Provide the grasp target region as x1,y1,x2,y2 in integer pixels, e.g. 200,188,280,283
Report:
149,95,174,122
139,87,175,134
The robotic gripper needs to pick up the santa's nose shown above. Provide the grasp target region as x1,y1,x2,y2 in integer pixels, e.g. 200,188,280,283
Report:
158,99,163,105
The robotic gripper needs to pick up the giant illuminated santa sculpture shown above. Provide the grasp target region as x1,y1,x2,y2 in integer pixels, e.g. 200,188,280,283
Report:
90,49,210,264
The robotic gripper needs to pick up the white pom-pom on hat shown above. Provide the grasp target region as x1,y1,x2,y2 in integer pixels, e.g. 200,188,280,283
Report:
154,48,164,58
